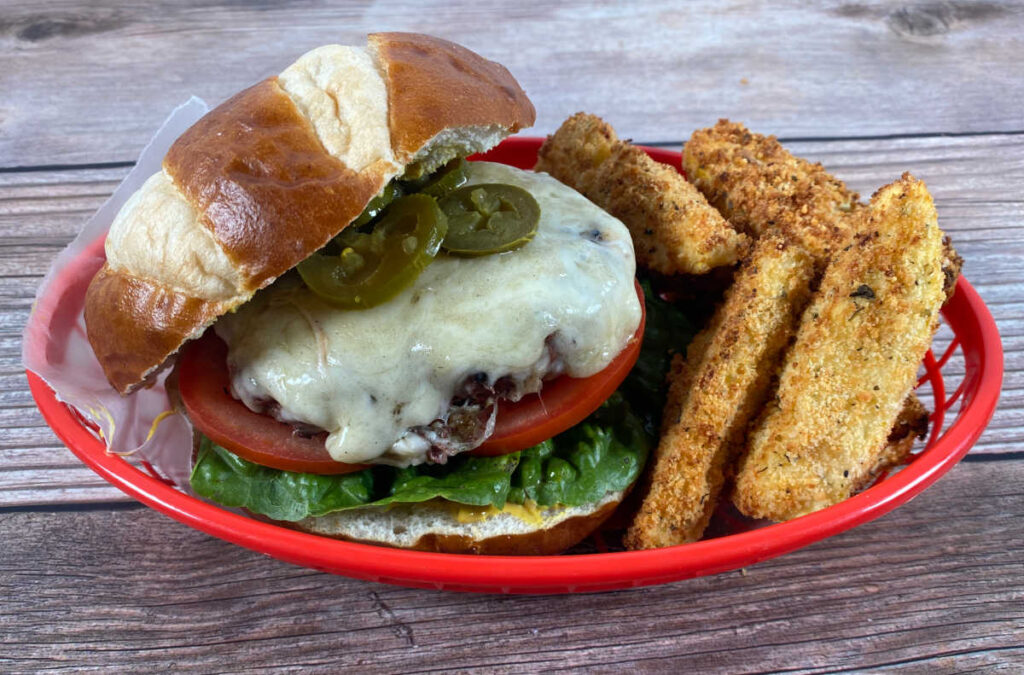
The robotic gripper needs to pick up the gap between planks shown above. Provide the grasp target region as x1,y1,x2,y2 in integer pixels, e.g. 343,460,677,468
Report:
3,129,1024,175
0,459,1020,670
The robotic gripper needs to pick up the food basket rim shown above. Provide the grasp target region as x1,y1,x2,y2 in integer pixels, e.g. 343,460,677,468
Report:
25,137,1004,594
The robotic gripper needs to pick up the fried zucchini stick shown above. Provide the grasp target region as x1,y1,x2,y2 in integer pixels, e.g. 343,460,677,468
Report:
535,113,747,275
683,120,860,259
733,174,957,521
875,393,930,485
626,120,873,548
625,236,816,549
659,316,720,432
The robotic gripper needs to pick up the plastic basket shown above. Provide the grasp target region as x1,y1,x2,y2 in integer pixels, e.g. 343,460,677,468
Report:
26,138,1003,594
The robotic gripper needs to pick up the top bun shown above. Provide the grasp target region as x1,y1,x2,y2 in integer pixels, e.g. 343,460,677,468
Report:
85,33,535,394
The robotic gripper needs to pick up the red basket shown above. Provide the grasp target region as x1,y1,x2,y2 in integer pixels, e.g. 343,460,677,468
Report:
27,138,1003,594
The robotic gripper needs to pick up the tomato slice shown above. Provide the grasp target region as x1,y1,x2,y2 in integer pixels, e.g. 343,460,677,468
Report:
470,280,646,456
178,281,645,472
178,332,368,475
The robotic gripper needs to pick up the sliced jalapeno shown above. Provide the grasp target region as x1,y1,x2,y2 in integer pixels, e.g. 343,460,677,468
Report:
351,181,403,229
298,194,447,309
439,183,540,256
411,158,469,198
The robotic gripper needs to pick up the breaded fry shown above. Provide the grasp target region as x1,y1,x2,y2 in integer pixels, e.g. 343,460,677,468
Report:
625,236,817,549
659,318,720,431
869,393,929,488
683,120,861,259
941,236,964,299
733,174,958,521
534,112,617,177
535,113,748,275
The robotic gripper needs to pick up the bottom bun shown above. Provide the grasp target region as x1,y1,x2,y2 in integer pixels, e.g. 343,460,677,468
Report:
291,491,625,555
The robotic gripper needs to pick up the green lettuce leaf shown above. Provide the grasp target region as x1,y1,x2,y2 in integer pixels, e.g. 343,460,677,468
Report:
189,279,693,522
507,397,650,507
375,453,520,508
190,441,377,522
191,393,651,522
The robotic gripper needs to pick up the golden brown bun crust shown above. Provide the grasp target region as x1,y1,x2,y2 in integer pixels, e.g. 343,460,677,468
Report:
369,32,536,161
84,267,220,393
86,36,535,394
164,78,385,288
300,498,621,555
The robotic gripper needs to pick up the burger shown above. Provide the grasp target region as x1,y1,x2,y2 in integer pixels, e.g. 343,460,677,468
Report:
84,33,683,554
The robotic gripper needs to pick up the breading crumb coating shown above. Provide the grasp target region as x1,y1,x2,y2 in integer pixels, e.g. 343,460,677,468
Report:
868,393,930,490
535,113,748,275
733,174,958,521
683,119,861,259
625,236,816,549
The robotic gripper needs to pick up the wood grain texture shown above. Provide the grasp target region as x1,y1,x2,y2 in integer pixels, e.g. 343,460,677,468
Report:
1,460,1021,672
0,165,148,504
2,1,1023,167
3,3,1023,668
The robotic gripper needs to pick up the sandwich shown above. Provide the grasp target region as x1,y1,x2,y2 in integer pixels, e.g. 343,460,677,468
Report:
83,33,686,554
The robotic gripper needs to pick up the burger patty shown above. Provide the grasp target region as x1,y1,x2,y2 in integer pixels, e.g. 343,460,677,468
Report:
236,339,564,464
216,162,641,467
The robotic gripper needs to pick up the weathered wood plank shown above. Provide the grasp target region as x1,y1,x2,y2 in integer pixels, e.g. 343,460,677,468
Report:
0,460,1021,671
0,165,126,239
1,1,1023,167
5,4,1022,668
1,132,1022,504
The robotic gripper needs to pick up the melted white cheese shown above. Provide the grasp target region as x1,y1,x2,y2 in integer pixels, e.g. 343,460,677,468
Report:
215,162,641,466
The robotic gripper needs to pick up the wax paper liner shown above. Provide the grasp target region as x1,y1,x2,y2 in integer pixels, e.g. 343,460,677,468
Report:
22,98,210,489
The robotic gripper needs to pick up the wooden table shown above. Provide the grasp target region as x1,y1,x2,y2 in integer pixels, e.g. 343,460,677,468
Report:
3,2,1022,671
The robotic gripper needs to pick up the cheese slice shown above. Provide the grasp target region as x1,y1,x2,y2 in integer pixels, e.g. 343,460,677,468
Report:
215,162,641,465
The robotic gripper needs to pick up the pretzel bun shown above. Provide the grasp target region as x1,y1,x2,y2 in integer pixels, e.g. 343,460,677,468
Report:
292,491,624,555
85,33,535,394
